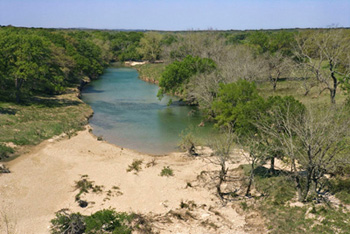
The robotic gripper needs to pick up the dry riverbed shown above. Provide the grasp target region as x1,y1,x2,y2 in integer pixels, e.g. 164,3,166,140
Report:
0,127,265,233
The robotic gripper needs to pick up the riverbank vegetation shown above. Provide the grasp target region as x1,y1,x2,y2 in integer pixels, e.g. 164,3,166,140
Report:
0,26,145,159
2,26,350,233
143,27,350,233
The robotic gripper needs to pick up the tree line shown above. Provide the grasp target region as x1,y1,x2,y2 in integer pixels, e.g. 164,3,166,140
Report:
0,26,144,102
156,28,350,105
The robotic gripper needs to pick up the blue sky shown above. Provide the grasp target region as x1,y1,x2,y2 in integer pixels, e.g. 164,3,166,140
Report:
0,0,349,30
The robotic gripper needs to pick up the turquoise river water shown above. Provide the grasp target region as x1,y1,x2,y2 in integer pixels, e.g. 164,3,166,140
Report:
82,67,213,155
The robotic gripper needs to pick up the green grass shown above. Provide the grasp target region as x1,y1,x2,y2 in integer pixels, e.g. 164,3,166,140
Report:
256,79,348,107
239,165,350,233
136,63,166,82
0,143,15,160
251,172,350,233
329,177,350,205
240,165,295,205
0,90,92,160
261,203,350,234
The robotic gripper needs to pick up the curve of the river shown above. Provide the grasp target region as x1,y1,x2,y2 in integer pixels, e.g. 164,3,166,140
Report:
82,67,213,155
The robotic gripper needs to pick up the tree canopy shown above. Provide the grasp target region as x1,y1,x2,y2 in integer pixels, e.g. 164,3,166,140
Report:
158,55,216,99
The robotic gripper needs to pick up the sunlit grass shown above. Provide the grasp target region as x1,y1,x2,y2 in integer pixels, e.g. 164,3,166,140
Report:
257,79,348,108
0,90,92,159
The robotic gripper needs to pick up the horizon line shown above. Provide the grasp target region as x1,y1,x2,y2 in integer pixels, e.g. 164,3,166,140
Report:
2,24,350,32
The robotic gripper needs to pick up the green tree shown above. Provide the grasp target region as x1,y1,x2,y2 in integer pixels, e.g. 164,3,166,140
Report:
137,32,163,62
247,31,270,54
158,55,216,99
1,34,64,102
211,80,264,132
110,32,143,61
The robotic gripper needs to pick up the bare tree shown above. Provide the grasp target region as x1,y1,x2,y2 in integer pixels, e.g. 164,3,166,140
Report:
295,28,350,104
179,129,198,156
220,45,267,83
264,51,294,91
237,132,273,197
256,104,350,202
188,71,224,111
292,63,317,96
207,127,239,203
187,45,268,110
163,32,228,64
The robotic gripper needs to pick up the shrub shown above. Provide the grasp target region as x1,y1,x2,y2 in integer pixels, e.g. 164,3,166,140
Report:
0,164,10,173
50,209,85,234
179,130,198,156
126,159,143,173
0,143,14,160
329,177,350,204
85,209,133,234
50,209,134,234
74,175,103,203
160,166,174,177
146,159,157,168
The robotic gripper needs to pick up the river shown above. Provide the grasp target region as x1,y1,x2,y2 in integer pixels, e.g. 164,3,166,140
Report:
81,67,213,155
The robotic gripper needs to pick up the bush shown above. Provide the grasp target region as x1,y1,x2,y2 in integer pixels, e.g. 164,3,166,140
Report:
50,209,134,234
179,130,198,156
74,175,103,203
51,209,85,234
126,159,143,173
158,55,216,98
85,209,133,234
0,143,14,160
329,177,350,204
160,166,174,177
0,164,10,173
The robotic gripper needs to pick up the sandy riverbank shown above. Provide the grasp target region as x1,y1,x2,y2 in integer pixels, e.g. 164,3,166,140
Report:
0,127,264,233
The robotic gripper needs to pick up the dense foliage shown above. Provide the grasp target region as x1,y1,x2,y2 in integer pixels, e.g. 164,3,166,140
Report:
158,55,216,99
51,209,134,234
0,27,145,102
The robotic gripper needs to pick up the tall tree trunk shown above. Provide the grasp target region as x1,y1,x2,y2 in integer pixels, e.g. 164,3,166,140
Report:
329,60,337,104
291,158,304,202
270,76,277,91
217,161,228,202
302,169,313,202
330,88,336,104
294,174,303,202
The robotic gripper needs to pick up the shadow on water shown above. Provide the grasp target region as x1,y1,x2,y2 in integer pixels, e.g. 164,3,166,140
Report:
81,86,105,94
